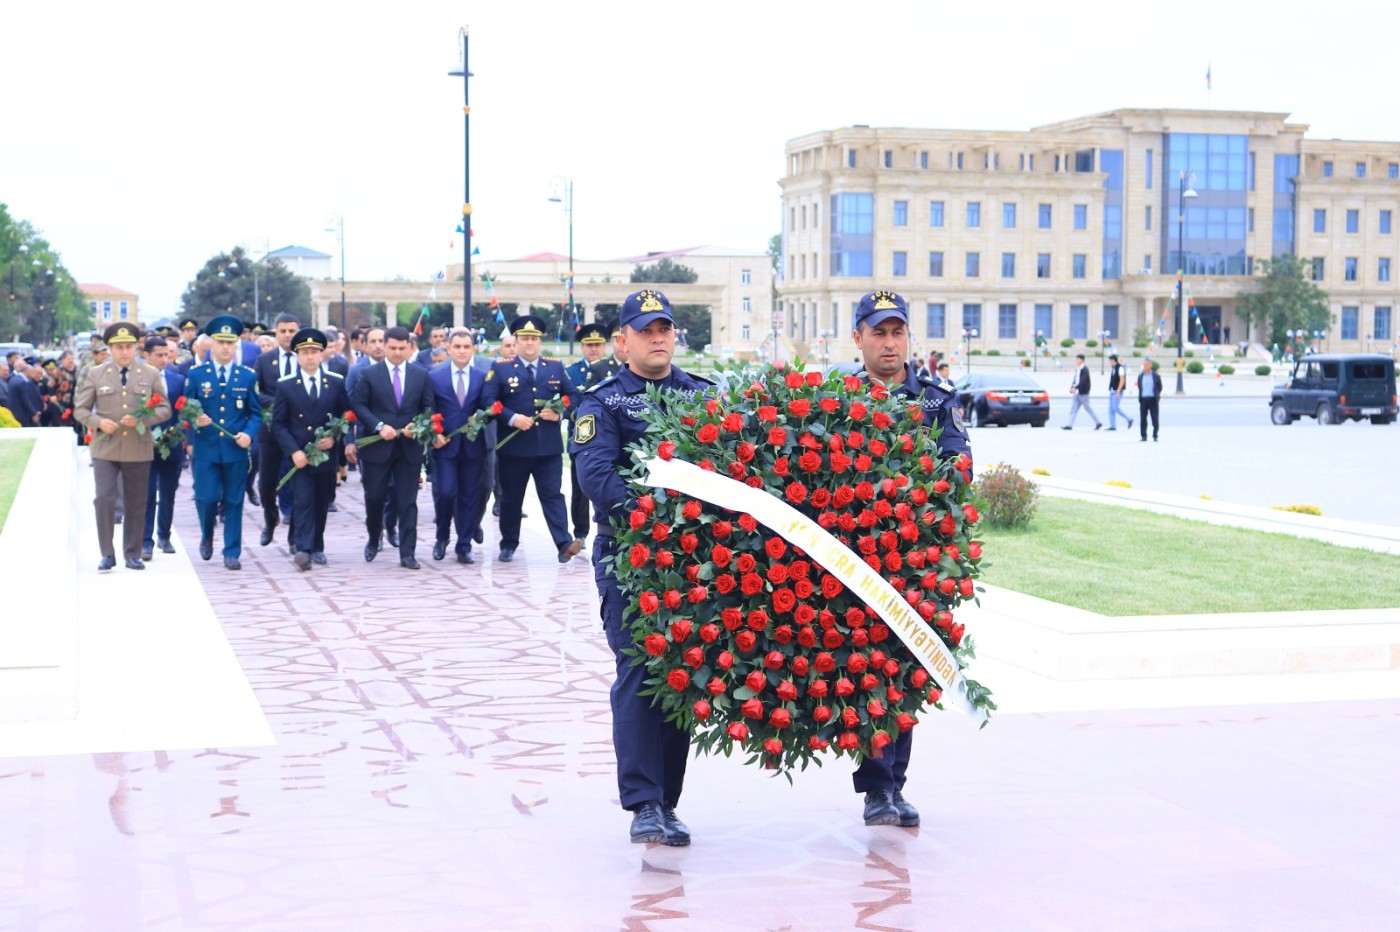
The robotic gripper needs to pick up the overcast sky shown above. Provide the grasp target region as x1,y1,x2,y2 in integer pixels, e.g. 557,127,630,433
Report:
4,0,1399,322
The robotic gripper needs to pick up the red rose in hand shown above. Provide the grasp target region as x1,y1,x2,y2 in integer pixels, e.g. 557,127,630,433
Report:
746,669,767,692
769,708,792,729
657,440,676,460
727,722,749,741
812,704,833,724
693,700,712,721
741,698,764,719
666,669,690,691
644,633,667,656
735,630,757,653
639,592,660,615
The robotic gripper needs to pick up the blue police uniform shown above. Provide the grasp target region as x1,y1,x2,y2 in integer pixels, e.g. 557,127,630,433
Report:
570,363,712,813
142,365,186,554
564,356,594,540
184,357,260,560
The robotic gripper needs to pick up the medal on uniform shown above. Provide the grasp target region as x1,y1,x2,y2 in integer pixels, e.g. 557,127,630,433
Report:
508,376,519,389
202,381,213,397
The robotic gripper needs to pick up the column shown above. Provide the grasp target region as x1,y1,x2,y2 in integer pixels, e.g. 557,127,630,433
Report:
451,302,464,329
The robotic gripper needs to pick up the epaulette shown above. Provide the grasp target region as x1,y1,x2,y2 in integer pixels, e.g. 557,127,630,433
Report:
278,372,298,382
325,370,344,379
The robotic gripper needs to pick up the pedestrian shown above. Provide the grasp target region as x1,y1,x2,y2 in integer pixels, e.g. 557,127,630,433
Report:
414,326,449,368
1137,358,1162,442
849,289,971,827
481,315,580,563
184,315,259,569
1062,353,1102,430
253,313,302,544
1106,353,1134,431
74,321,172,571
565,322,609,546
426,328,489,564
570,288,712,845
140,335,186,560
273,328,349,570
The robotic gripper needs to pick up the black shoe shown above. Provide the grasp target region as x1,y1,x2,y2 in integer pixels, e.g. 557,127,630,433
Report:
629,802,668,844
1127,418,1134,428
114,511,123,525
433,540,447,561
260,526,274,546
492,503,500,517
558,539,583,564
400,557,421,570
98,555,116,572
158,538,175,554
124,557,145,571
1153,435,1159,442
141,544,154,561
248,488,261,507
224,557,241,571
1140,437,1147,442
293,551,312,571
660,805,691,846
1094,423,1102,430
387,528,400,549
1061,425,1072,430
199,538,213,561
1107,427,1117,431
863,789,901,826
327,502,338,513
473,527,484,544
456,549,474,564
312,552,327,565
891,789,921,827
364,542,378,562
499,547,515,562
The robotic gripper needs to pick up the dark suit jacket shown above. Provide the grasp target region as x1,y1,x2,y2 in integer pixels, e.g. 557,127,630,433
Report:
325,354,350,377
1136,371,1164,398
1074,366,1091,396
480,357,578,459
273,369,351,473
255,347,299,438
427,362,488,460
350,360,433,465
9,376,42,426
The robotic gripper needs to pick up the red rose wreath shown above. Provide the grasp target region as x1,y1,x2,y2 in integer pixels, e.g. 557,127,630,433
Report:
608,363,995,777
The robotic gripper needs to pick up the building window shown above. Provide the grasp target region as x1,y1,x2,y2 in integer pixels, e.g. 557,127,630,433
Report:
742,325,750,341
1341,306,1358,340
965,252,980,277
1380,258,1391,282
998,303,1017,339
87,300,98,317
742,296,752,313
1074,150,1094,172
1072,254,1087,279
1312,257,1325,281
957,152,964,170
1144,255,1152,272
1382,210,1393,234
741,268,752,285
926,303,946,339
1146,148,1153,188
1249,151,1256,190
1003,203,1017,229
966,202,981,228
1248,207,1254,233
1376,306,1393,340
920,151,929,170
929,201,944,227
962,303,982,334
790,206,796,231
1073,204,1088,230
829,192,874,277
1314,209,1327,233
1037,253,1051,278
1103,305,1120,339
119,301,129,319
1346,257,1358,281
1034,304,1053,339
928,251,944,277
1347,209,1359,234
1323,161,1334,177
1356,162,1367,179
1001,253,1016,278
1038,203,1052,229
1146,206,1152,230
893,200,908,226
847,150,856,168
102,300,112,321
883,150,892,168
893,251,907,277
1069,305,1088,339
1391,164,1400,179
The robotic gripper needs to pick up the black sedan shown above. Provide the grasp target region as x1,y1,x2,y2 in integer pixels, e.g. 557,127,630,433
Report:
952,371,1050,427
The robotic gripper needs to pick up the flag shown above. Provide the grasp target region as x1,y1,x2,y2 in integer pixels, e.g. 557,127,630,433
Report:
494,307,504,324
471,246,480,256
1206,64,1212,91
412,303,430,336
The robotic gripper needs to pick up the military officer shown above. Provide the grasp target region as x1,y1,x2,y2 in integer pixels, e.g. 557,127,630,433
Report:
570,289,711,846
74,321,173,571
177,317,200,352
273,328,349,570
849,289,971,830
565,322,609,545
480,315,580,563
585,319,627,388
184,314,260,570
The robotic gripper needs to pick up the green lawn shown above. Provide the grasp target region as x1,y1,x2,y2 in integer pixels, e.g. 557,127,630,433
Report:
0,440,34,535
977,496,1400,615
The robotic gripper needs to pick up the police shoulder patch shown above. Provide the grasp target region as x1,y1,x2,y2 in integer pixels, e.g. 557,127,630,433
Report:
485,368,494,382
574,413,596,443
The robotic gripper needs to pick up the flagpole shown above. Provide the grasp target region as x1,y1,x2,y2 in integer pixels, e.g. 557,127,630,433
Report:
448,26,473,333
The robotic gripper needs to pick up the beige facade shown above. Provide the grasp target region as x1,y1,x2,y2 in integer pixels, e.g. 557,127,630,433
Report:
79,283,140,331
779,109,1400,363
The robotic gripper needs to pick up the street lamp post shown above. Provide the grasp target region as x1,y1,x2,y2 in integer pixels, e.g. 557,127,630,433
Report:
1175,170,1198,394
962,327,978,373
548,176,575,354
324,214,345,331
448,27,473,332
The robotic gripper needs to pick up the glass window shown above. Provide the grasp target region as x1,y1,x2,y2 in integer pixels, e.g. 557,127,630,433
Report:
1144,254,1152,271
1003,203,1017,228
926,303,946,339
928,251,944,277
920,151,928,170
1345,257,1358,281
119,301,129,319
965,252,980,277
929,201,944,227
1249,151,1256,190
1038,203,1052,228
1314,209,1326,233
1380,258,1391,282
1391,164,1400,179
1312,257,1325,281
962,304,982,334
1382,210,1392,234
1072,254,1087,278
1341,306,1358,339
1074,150,1094,172
741,268,752,285
741,325,750,341
998,304,1017,339
1103,305,1120,339
1146,148,1153,188
1001,253,1016,278
1356,162,1367,179
847,150,856,168
893,200,908,226
742,296,752,313
102,300,112,320
966,202,981,228
87,300,97,315
1323,161,1334,177
1376,306,1393,340
1146,205,1152,230
893,251,907,277
1347,209,1359,234
790,207,796,231
1073,204,1088,229
829,193,874,277
1037,253,1051,278
1034,304,1053,339
883,150,892,168
1069,304,1088,339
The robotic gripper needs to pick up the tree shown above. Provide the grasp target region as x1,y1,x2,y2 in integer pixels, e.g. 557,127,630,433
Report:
1235,254,1331,347
1,202,88,345
181,246,312,326
630,258,709,347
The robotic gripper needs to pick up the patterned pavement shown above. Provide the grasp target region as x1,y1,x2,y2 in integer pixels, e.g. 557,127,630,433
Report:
3,466,1400,930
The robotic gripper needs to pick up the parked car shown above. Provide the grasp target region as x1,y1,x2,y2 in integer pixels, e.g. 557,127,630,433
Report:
1269,353,1397,425
953,371,1051,427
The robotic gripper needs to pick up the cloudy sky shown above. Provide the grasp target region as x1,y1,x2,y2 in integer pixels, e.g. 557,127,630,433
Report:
4,0,1398,322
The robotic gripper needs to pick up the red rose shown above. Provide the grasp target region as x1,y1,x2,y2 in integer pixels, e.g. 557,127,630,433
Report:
808,679,829,699
705,398,719,416
669,618,692,641
773,456,790,476
628,543,651,568
793,578,813,600
757,405,778,423
804,370,822,387
712,520,732,538
788,399,811,417
861,673,879,691
940,514,958,536
769,708,792,729
823,629,846,649
658,440,676,460
766,563,789,585
945,544,961,562
666,669,690,691
847,653,870,674
863,555,882,573
644,633,667,656
928,686,943,704
819,575,843,599
939,577,957,595
681,500,701,520
735,552,756,573
774,679,798,703
884,551,902,572
764,738,784,756
735,630,757,652
959,577,975,597
765,537,787,560
872,411,893,429
693,700,712,721
899,521,919,542
809,488,832,509
771,588,797,613
773,624,794,644
639,592,660,615
790,655,810,676
868,439,887,456
651,522,671,542
817,512,838,529
870,383,889,400
720,607,742,630
818,397,839,414
911,668,930,688
793,602,815,624
836,732,861,751
663,590,682,610
655,549,674,568
699,623,721,643
707,676,726,695
849,402,868,421
968,541,983,561
871,730,893,752
688,586,707,603
683,646,704,669
812,704,832,723
717,650,734,670
797,627,817,649
721,412,744,432
784,371,805,389
840,706,860,728
762,651,784,672
727,722,749,741
854,481,875,501
950,623,966,646
713,574,736,595
835,677,856,697
746,669,767,692
679,533,699,554
887,685,904,703
740,573,763,596
768,426,788,446
883,659,900,678
637,494,656,514
870,624,890,643
896,713,916,732
784,482,808,504
855,454,872,472
848,431,865,448
866,699,886,717
833,485,855,507
797,451,821,473
850,628,869,648
830,451,851,473
742,697,764,719
814,653,836,673
629,510,647,530
963,504,980,524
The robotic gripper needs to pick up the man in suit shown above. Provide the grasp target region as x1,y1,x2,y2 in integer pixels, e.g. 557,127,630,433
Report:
1137,357,1163,442
240,321,262,366
565,323,608,545
274,328,349,570
345,326,399,545
414,325,448,368
184,315,260,569
6,363,43,426
427,328,489,563
254,313,302,542
350,325,433,569
74,322,172,571
139,335,186,561
481,315,580,563
1062,353,1102,430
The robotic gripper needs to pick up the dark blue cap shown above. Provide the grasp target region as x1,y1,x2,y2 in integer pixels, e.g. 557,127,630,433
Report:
853,290,909,331
205,314,243,341
619,289,674,331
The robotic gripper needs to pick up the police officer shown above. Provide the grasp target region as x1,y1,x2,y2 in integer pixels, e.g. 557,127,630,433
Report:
585,319,627,388
570,289,712,846
184,314,260,570
565,322,608,544
481,315,580,563
74,321,173,571
850,289,971,829
273,328,349,570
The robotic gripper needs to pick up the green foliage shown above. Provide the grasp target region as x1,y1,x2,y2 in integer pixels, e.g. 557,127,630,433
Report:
1218,364,1236,375
1185,350,1195,358
974,462,1038,529
1236,254,1331,347
1,203,88,344
986,349,1001,356
1085,339,1098,348
1186,360,1205,374
1059,337,1075,348
1255,364,1272,376
630,257,698,285
1133,325,1152,347
182,247,311,325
